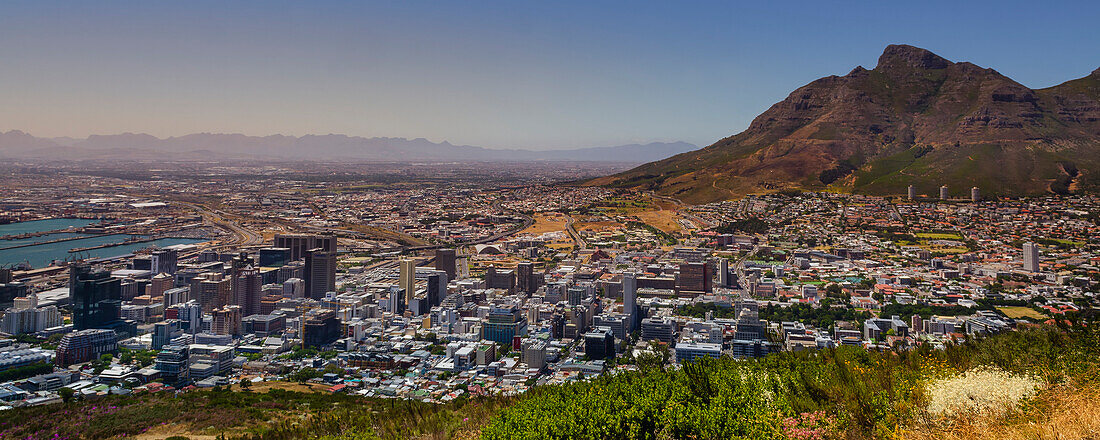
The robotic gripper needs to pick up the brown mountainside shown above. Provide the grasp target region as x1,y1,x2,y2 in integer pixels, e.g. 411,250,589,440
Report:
590,44,1100,203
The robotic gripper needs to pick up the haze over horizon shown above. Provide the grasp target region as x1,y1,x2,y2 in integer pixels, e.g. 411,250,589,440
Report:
2,0,1098,149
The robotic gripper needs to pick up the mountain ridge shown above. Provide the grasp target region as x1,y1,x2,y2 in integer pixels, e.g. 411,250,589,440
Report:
0,130,696,163
590,44,1100,203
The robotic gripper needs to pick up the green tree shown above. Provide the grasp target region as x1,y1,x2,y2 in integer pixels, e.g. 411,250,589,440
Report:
635,341,671,371
323,363,345,377
57,387,75,403
291,367,321,383
134,350,156,367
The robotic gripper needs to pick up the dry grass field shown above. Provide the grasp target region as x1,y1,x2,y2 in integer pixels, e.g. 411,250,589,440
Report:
633,209,684,233
521,213,570,234
574,220,622,232
997,306,1048,320
903,383,1100,440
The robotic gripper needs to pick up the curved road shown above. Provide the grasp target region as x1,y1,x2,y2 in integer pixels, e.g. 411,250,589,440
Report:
564,215,587,249
177,202,263,248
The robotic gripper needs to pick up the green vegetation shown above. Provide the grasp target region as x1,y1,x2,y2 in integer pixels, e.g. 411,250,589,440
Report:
676,303,870,329
879,303,988,321
119,347,157,367
717,217,768,234
819,160,857,185
290,367,322,383
482,324,1100,439
0,362,53,382
1034,237,1086,250
624,221,678,245
0,386,512,440
6,325,1100,440
759,304,872,329
90,353,115,374
675,302,738,319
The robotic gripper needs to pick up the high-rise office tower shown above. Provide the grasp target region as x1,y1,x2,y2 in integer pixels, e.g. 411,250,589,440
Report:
426,271,447,308
399,259,417,310
173,300,202,334
567,286,586,306
485,266,516,292
154,346,189,383
70,264,122,330
516,262,536,294
277,263,304,284
717,259,730,287
147,273,174,298
622,273,637,330
907,185,916,200
195,274,231,312
56,329,118,366
302,309,340,348
1022,242,1040,272
435,249,457,279
481,306,528,345
677,262,712,293
274,234,336,261
971,187,981,202
258,247,292,267
163,286,190,306
939,185,949,200
152,319,181,350
211,305,242,336
584,327,616,360
233,266,263,316
304,248,337,300
282,278,304,298
150,248,178,275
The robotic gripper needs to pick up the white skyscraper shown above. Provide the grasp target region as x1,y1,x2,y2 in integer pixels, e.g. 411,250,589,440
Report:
400,259,417,310
1022,242,1040,272
971,187,981,202
907,185,916,200
939,185,949,200
717,259,729,287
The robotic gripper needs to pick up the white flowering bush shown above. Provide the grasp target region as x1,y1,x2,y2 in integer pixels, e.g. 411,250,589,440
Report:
925,366,1041,417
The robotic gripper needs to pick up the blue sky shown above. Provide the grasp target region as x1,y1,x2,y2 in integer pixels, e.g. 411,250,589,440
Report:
1,1,1097,149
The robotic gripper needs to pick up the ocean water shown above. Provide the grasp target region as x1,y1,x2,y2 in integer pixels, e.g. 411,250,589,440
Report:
0,223,203,269
0,218,96,236
0,232,93,248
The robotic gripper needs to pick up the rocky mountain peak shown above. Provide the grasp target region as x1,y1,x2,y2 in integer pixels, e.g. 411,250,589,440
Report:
593,44,1100,203
876,44,951,71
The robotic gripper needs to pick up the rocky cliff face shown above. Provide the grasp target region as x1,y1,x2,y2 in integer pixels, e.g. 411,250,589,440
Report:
591,45,1100,203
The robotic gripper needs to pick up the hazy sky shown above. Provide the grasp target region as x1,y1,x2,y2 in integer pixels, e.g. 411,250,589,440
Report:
2,1,1098,149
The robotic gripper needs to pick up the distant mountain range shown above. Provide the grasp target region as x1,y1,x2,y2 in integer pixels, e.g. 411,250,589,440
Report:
590,44,1100,203
0,130,696,163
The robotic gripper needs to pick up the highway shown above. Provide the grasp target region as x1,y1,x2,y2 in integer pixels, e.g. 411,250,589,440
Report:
564,215,587,249
733,243,762,292
176,202,263,248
